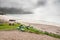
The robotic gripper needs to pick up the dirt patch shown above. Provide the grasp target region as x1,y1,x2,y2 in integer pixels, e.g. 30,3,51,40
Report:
0,30,60,40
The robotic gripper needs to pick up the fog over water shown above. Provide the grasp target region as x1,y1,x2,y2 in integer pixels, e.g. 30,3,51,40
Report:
0,0,60,24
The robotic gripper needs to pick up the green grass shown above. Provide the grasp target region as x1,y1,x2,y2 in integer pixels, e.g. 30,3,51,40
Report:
43,31,60,39
0,23,20,30
27,27,43,34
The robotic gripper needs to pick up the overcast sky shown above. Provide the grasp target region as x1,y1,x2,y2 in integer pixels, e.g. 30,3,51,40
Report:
0,0,60,23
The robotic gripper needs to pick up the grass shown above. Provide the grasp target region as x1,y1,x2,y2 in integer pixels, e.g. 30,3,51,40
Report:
0,23,20,30
44,31,60,39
